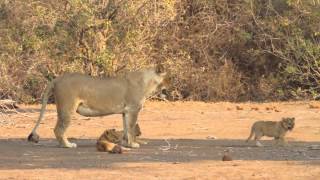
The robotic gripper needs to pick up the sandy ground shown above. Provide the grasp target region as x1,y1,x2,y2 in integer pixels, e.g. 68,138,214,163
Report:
0,101,320,179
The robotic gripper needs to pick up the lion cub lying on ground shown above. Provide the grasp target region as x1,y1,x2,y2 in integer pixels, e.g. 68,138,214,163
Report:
246,117,295,147
97,124,144,153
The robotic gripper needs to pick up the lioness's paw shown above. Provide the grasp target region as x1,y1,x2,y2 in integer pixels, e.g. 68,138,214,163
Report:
27,133,40,143
62,142,77,148
136,139,148,145
255,141,263,147
122,141,140,148
131,142,140,148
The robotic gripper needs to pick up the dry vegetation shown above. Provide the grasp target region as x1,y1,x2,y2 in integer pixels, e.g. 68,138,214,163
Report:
0,0,319,103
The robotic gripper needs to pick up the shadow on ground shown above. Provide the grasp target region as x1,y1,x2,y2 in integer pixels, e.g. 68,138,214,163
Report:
0,138,319,169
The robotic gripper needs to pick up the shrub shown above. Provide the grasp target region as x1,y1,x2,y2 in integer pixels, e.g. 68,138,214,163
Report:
0,0,319,103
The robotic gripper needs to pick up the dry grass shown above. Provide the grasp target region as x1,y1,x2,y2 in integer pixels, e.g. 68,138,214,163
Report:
0,0,319,103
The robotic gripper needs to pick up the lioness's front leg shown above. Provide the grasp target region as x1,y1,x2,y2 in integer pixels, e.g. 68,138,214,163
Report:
135,138,148,145
277,136,289,146
122,111,140,148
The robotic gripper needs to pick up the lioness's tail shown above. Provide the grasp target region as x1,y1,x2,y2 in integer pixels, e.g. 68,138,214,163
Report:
246,126,255,142
27,80,55,143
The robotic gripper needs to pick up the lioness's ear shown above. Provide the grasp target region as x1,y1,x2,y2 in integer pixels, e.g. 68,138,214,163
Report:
292,117,295,122
155,64,166,75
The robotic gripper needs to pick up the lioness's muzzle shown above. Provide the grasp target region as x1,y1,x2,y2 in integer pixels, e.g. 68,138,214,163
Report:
158,87,168,99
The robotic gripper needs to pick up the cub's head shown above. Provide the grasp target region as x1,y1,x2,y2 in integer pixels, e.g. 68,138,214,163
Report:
101,129,121,143
281,117,295,131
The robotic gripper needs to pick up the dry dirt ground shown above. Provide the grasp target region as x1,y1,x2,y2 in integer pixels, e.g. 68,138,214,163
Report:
0,101,320,179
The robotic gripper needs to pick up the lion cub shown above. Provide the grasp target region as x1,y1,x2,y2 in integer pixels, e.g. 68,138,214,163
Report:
246,117,295,147
97,124,144,153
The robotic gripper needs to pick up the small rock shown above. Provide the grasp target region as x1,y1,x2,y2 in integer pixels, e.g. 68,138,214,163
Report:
236,106,244,110
206,136,217,140
309,104,320,109
265,107,273,111
222,154,232,161
222,149,232,161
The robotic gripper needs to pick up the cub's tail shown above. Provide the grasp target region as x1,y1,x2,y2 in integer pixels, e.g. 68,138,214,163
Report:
27,80,55,143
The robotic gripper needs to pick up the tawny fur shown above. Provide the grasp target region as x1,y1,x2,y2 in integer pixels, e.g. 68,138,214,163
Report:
96,124,142,153
28,65,166,148
246,117,295,147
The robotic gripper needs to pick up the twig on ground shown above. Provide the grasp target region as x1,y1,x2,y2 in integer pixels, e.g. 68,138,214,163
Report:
159,139,179,151
159,139,171,151
301,150,320,160
0,99,18,109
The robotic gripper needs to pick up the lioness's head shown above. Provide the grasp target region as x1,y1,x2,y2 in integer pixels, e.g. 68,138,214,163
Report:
281,117,295,131
155,64,169,93
154,64,167,83
142,64,168,98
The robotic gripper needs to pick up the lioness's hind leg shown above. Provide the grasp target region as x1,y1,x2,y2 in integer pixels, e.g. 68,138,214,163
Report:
54,105,77,148
254,132,263,147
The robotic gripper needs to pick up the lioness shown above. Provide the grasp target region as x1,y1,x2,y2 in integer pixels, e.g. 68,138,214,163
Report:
246,117,295,147
28,65,166,148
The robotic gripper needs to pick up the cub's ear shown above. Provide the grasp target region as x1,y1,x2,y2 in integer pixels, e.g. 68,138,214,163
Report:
291,117,295,121
103,130,110,136
155,64,166,75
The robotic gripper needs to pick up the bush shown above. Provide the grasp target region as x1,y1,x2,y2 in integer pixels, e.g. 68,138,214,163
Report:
0,0,319,103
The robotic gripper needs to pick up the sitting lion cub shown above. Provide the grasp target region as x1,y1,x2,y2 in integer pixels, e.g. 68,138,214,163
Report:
246,117,295,147
97,124,143,153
